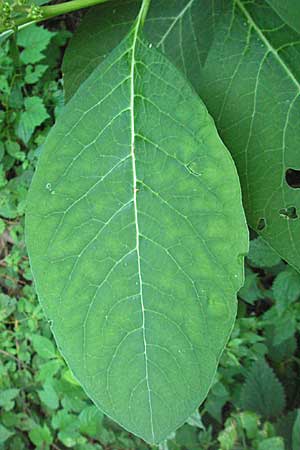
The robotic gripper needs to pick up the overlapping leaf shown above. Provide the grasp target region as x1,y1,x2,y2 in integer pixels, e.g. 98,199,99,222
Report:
62,0,224,101
266,0,300,34
27,16,247,444
63,0,300,271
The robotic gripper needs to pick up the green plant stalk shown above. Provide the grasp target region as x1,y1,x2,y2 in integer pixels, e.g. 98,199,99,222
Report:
139,0,151,26
0,0,113,33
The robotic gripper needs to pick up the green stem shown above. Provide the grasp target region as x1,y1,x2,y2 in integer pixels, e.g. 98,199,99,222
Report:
0,0,112,33
139,0,151,27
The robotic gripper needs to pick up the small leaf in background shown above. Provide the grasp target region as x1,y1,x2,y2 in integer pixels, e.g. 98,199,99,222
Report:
5,141,24,161
0,294,16,320
31,334,56,359
265,325,297,363
238,267,264,305
218,417,238,450
258,437,285,450
25,64,48,84
292,410,300,450
0,424,14,443
29,424,53,448
52,409,80,447
241,359,285,418
273,312,297,346
17,97,49,144
17,25,54,64
205,381,230,423
239,412,259,440
38,381,59,409
272,266,300,311
79,405,104,436
247,237,281,268
275,410,298,450
37,359,62,382
0,389,19,411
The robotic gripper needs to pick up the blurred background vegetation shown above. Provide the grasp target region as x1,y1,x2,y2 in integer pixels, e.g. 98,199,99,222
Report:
0,5,300,450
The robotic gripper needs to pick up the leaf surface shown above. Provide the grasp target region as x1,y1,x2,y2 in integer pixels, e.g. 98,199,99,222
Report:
27,23,248,443
62,0,223,101
241,359,286,418
266,0,300,34
63,0,300,271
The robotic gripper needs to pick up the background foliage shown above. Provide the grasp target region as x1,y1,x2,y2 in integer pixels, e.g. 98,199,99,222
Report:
0,9,300,450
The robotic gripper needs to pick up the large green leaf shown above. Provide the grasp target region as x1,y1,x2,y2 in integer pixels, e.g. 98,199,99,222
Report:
26,15,248,445
266,0,300,34
63,0,300,272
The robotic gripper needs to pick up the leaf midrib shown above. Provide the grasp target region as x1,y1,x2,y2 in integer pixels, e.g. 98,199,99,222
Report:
235,0,300,92
130,14,155,441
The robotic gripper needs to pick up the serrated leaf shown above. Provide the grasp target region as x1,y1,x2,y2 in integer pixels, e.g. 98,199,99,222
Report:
272,267,300,310
17,24,54,64
26,18,248,444
17,97,49,144
63,0,300,272
264,306,296,345
265,325,297,363
241,359,285,418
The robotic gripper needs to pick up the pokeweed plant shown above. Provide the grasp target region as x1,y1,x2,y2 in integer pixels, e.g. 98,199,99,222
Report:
25,0,248,442
2,0,299,445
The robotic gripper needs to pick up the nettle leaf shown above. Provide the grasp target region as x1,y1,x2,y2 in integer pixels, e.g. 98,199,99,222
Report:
240,358,286,418
26,16,248,444
63,0,300,272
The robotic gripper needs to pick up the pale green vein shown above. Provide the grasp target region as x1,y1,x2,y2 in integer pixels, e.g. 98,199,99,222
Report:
235,0,300,92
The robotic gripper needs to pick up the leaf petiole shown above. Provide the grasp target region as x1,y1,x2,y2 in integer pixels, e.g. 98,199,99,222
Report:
0,0,113,33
